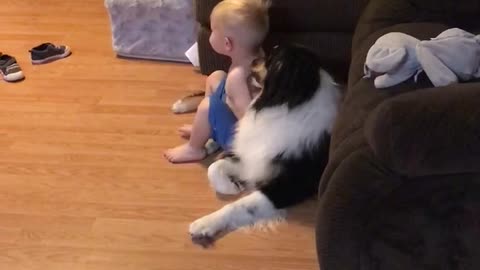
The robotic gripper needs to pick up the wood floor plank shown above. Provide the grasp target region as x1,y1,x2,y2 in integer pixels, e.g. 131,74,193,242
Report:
0,0,319,269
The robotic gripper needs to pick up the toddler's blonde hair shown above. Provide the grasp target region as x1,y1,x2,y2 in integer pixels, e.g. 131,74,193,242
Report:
211,0,270,50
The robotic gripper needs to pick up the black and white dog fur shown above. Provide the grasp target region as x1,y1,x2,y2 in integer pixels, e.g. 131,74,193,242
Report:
189,45,342,247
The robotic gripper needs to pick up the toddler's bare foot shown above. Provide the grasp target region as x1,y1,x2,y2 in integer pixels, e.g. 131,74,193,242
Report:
164,143,206,163
177,125,193,140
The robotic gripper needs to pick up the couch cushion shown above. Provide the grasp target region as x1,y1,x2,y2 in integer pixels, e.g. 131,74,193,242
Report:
319,22,448,195
318,152,480,270
318,0,480,269
323,0,480,193
195,0,369,32
198,25,354,79
365,81,480,177
339,23,448,150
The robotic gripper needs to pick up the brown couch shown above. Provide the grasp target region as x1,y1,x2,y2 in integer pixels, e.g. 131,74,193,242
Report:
316,0,480,269
194,0,369,81
196,0,480,269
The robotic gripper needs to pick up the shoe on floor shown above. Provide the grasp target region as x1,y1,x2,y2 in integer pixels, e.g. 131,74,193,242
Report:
30,43,71,64
0,54,25,82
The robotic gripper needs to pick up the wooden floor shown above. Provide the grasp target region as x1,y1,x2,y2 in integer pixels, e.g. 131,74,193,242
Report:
0,0,318,269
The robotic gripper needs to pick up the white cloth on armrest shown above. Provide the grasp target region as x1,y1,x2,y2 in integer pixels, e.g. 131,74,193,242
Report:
364,28,480,88
364,32,422,88
416,28,480,87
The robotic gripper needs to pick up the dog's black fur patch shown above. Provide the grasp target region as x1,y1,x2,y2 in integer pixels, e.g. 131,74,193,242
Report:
250,45,335,209
253,45,322,110
259,133,330,208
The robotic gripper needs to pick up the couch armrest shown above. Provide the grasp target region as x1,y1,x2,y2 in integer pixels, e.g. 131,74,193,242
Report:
365,82,480,177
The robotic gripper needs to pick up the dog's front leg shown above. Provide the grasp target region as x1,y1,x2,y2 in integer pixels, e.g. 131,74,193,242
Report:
189,191,285,248
208,157,247,195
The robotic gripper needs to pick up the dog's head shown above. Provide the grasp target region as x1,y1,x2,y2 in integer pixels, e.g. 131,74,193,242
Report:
249,44,322,111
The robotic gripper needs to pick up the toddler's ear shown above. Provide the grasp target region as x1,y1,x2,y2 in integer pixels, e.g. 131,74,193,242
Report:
225,37,233,52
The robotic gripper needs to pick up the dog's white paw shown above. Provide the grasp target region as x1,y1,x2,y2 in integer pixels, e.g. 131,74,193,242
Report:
189,213,227,248
208,160,242,195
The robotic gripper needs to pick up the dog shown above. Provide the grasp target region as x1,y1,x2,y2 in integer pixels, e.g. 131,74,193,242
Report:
188,44,342,248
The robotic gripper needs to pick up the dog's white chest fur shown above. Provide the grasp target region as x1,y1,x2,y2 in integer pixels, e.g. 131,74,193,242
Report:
232,70,341,182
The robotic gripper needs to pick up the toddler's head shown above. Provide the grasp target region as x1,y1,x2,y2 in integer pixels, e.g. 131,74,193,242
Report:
209,0,270,56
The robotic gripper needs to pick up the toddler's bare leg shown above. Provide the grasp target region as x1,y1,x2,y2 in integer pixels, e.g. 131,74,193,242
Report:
172,70,227,114
174,70,226,139
206,70,227,96
178,124,193,139
165,98,211,163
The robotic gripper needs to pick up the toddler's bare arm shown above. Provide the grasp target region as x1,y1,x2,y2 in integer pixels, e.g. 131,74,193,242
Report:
225,70,253,119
